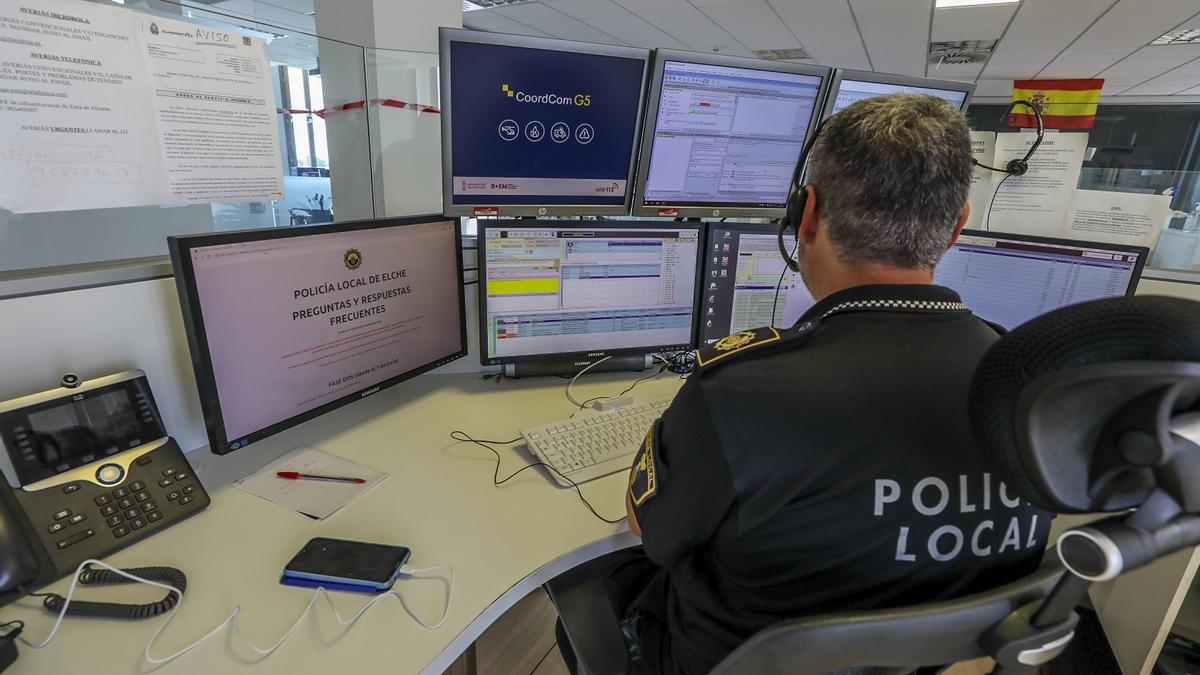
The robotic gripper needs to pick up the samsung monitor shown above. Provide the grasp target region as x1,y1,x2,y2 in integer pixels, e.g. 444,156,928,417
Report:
822,69,975,119
169,216,467,455
439,28,650,218
632,51,831,219
699,222,814,346
478,222,704,376
935,230,1148,329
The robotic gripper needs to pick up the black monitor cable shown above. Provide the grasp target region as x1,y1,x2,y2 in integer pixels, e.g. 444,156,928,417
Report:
449,431,626,524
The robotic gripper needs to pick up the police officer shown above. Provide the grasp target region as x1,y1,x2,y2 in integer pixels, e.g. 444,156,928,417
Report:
556,94,1052,675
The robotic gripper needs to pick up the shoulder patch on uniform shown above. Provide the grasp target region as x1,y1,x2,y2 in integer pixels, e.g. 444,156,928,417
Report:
696,326,783,369
629,420,659,506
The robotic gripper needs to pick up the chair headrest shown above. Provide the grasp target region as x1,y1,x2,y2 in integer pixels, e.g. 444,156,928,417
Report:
969,295,1200,513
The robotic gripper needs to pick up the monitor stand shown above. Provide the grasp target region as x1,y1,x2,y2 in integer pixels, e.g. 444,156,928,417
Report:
504,354,654,378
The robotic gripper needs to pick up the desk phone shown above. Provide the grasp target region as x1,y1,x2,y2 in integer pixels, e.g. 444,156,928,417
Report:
0,371,210,605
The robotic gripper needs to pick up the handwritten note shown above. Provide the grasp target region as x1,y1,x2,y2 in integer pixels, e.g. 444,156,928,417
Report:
233,447,388,520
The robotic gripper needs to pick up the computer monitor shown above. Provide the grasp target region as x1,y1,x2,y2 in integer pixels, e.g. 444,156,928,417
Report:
822,69,975,119
699,222,814,346
439,28,650,217
169,216,467,455
478,222,704,376
632,51,831,219
934,230,1148,329
700,227,1147,343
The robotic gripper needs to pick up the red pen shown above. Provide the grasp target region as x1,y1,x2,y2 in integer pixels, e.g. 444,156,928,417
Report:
277,471,365,484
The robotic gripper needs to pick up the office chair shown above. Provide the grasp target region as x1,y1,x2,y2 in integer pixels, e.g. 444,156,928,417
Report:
547,295,1200,675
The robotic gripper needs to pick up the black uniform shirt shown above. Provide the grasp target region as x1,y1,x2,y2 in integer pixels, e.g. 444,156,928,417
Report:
628,284,1052,675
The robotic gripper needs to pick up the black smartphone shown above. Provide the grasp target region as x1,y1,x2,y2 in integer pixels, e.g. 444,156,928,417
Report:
282,537,412,590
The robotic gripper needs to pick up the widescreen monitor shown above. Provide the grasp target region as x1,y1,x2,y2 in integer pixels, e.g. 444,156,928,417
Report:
702,227,1147,342
439,28,650,217
633,51,830,219
700,222,814,346
169,216,467,455
478,222,704,372
822,69,975,119
934,230,1147,329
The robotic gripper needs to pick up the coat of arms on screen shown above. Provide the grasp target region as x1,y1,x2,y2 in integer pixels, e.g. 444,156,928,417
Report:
344,249,363,270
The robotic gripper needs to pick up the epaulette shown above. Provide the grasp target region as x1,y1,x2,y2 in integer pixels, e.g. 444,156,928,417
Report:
695,319,821,373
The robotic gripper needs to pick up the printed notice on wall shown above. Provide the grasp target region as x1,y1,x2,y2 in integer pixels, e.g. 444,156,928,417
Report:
966,131,996,230
1063,190,1171,249
985,132,1088,237
0,0,282,214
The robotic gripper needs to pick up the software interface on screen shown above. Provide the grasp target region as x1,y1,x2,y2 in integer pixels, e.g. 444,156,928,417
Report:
830,79,968,115
642,61,824,208
448,40,645,206
935,235,1141,329
482,226,700,361
187,221,462,445
700,227,815,345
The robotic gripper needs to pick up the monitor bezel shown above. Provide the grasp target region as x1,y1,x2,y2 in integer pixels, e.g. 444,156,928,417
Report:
820,68,977,121
476,219,707,367
439,28,651,218
954,228,1149,295
168,215,468,455
631,49,832,219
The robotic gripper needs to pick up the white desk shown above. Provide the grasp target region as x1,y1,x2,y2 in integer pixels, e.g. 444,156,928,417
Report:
7,371,683,674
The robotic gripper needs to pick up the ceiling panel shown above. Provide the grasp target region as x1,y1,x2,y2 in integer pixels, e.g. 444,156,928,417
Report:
697,1,801,52
610,2,741,54
927,62,985,82
768,0,870,70
849,0,931,78
1040,0,1200,78
974,78,1015,97
980,0,1115,81
930,4,1016,42
582,14,690,49
528,18,627,44
490,2,566,24
541,0,627,18
462,11,534,34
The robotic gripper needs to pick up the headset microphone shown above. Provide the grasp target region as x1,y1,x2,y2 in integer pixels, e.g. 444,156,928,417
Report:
777,118,829,273
972,99,1045,176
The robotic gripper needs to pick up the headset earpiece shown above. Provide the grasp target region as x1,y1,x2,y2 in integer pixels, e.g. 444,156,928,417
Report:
972,99,1044,176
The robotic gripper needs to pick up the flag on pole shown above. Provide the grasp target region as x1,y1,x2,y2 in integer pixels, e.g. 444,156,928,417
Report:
1010,79,1104,129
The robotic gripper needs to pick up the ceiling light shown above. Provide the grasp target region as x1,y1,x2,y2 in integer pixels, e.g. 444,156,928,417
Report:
462,1,487,11
935,0,1019,8
755,48,810,61
462,0,535,10
1151,28,1200,45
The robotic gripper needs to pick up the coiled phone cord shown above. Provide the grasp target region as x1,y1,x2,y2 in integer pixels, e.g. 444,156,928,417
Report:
36,564,186,620
17,558,453,665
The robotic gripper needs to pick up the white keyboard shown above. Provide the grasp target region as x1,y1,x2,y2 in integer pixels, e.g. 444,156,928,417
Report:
521,396,673,487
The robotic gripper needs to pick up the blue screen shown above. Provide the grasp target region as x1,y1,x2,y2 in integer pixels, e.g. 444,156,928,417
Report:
448,41,646,206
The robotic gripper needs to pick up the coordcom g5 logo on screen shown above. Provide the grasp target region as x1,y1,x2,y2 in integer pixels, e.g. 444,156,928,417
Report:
501,83,591,107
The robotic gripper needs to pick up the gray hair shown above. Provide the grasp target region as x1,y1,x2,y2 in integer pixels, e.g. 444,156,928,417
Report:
807,93,973,269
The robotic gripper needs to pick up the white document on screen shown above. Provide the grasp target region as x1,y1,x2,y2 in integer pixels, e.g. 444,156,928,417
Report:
132,14,284,205
966,131,996,230
0,0,283,214
986,132,1088,237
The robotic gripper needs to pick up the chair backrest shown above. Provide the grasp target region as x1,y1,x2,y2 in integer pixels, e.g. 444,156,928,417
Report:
708,561,1063,675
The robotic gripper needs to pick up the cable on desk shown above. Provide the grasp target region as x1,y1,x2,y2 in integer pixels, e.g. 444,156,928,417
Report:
449,430,626,525
13,558,453,665
573,364,670,413
563,356,612,408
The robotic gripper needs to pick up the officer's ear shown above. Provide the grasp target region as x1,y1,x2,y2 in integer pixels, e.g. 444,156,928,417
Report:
946,201,970,250
797,185,820,245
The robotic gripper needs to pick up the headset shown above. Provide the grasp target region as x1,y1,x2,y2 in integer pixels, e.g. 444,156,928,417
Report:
776,99,1045,273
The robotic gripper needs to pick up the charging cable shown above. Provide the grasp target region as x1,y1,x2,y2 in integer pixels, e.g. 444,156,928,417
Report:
15,558,452,665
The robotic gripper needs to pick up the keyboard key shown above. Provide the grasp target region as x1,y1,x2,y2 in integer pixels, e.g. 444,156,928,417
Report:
113,525,130,538
182,484,196,495
180,495,193,505
135,492,150,502
67,513,86,525
112,488,128,499
135,456,152,466
167,491,180,501
158,478,173,487
174,472,188,481
141,501,157,513
101,504,118,517
94,495,112,506
53,509,71,520
118,498,134,509
106,516,122,527
146,511,163,523
62,484,79,494
48,522,65,534
130,481,145,492
124,508,139,520
56,528,94,549
162,468,175,477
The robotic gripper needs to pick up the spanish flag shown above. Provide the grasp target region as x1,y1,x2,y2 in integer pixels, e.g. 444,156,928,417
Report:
1010,79,1104,129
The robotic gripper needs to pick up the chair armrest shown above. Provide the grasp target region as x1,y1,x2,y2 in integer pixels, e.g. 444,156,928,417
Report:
545,561,630,675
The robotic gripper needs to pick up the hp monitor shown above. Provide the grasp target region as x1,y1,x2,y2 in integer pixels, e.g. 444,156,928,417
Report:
822,69,975,118
478,222,704,376
169,216,467,454
439,28,650,217
935,231,1147,329
633,51,831,219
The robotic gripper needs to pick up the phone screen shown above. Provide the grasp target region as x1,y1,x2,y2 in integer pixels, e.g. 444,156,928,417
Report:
284,538,411,584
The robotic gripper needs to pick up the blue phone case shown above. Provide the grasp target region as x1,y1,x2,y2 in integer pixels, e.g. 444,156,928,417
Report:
280,574,391,594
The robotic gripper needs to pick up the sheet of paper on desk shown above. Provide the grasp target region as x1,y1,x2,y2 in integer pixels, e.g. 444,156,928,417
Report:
233,447,387,520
